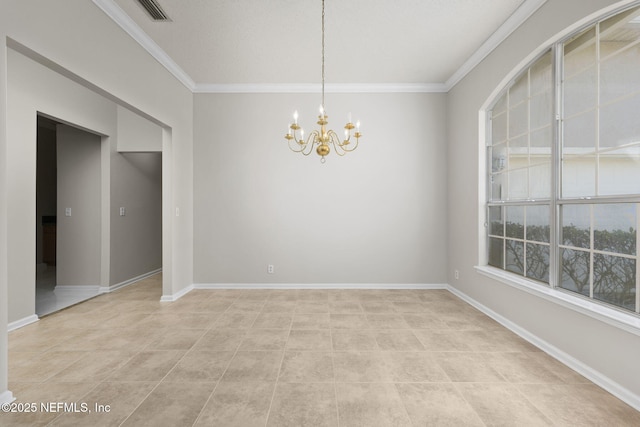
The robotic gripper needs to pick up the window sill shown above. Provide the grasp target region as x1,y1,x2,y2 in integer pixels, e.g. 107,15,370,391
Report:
474,265,640,337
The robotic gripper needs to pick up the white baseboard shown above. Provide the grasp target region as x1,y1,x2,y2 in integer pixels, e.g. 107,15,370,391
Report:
8,314,39,332
0,390,15,404
447,284,640,412
192,283,447,290
54,285,101,296
99,268,162,294
161,282,446,303
160,284,194,302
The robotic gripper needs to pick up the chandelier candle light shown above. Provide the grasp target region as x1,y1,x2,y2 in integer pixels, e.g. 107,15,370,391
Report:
284,0,362,163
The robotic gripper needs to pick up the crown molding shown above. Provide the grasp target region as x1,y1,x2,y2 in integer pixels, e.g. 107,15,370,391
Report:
445,0,548,90
93,0,546,94
91,0,195,91
193,82,448,94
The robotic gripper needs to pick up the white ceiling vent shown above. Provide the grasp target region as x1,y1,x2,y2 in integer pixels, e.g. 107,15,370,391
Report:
137,0,169,21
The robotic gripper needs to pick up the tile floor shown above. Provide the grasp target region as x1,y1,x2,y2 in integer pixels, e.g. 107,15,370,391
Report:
4,274,640,426
35,267,100,317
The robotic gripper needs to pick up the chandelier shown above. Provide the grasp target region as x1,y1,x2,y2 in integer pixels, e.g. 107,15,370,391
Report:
284,0,362,163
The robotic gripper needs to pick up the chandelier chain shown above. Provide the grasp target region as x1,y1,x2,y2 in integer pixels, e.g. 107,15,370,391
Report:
283,0,361,162
321,0,325,109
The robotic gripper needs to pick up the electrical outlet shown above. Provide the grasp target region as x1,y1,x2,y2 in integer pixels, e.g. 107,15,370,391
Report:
454,270,460,280
268,264,274,274
119,207,126,216
65,208,71,217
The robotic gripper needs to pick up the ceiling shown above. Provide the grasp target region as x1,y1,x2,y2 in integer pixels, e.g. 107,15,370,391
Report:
102,0,542,91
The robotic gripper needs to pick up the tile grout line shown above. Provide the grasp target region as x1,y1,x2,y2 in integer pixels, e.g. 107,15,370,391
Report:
511,381,556,425
262,309,293,427
41,302,161,426
329,312,341,427
117,307,206,426
122,292,242,427
451,382,490,426
190,294,245,426
393,381,417,427
41,351,107,426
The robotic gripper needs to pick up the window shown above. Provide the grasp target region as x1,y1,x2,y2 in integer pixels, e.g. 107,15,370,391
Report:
488,50,553,284
486,5,640,316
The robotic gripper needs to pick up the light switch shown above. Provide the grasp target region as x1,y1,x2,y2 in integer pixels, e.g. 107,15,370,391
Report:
65,208,71,217
120,207,126,216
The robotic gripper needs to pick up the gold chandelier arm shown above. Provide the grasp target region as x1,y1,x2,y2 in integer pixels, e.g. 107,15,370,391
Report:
287,130,319,156
327,129,360,155
326,130,348,156
341,122,361,153
340,134,360,153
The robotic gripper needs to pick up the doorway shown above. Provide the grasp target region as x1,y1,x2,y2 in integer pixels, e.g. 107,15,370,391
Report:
35,115,103,316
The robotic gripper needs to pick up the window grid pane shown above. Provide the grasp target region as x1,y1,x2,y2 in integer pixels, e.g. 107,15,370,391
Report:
489,50,553,203
593,253,636,311
487,203,551,284
561,13,640,199
558,203,638,308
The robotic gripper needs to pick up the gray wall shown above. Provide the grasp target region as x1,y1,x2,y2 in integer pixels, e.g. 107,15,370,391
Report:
111,106,163,285
110,151,162,285
447,0,640,404
193,92,448,284
117,106,163,152
56,124,102,286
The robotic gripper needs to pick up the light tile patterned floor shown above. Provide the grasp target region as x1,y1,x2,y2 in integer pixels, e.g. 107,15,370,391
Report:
4,274,640,426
